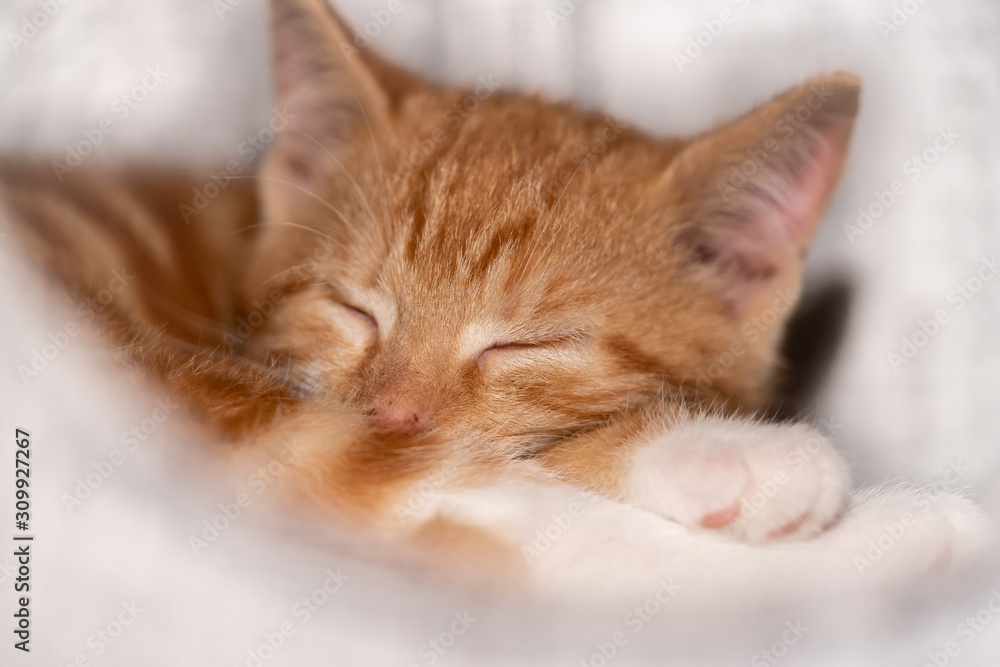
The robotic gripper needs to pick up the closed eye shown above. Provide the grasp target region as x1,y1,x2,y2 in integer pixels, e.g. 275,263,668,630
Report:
477,344,532,370
317,282,379,339
486,343,534,353
341,303,378,338
476,335,586,370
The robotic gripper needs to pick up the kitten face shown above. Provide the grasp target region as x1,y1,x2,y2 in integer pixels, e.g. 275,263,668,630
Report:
245,0,859,458
250,100,734,454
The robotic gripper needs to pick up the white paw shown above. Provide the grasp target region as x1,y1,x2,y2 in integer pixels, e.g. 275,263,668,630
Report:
626,418,850,542
834,486,992,582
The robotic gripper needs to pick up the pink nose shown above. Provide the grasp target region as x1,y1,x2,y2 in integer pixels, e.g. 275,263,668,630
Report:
368,394,432,435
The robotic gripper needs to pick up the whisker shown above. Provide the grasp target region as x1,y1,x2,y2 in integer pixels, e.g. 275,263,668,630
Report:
229,175,363,242
245,261,316,297
287,126,382,230
514,155,592,286
525,185,618,282
347,80,391,248
262,220,348,247
224,220,344,248
139,292,233,338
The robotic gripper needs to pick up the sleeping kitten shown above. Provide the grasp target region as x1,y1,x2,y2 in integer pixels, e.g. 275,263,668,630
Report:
1,0,980,588
242,0,856,542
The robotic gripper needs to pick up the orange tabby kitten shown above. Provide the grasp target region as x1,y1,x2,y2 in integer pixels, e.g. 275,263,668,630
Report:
1,0,863,570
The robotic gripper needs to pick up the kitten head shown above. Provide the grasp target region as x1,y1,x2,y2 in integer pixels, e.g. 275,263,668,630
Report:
245,0,860,455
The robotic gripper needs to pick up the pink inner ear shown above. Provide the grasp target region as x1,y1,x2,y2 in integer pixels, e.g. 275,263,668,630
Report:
771,136,840,246
700,133,841,313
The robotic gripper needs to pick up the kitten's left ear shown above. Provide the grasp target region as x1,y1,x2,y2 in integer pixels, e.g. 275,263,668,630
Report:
665,73,861,328
262,0,408,200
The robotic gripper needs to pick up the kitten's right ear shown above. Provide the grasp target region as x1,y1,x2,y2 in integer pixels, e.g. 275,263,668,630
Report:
264,0,388,186
663,73,861,328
